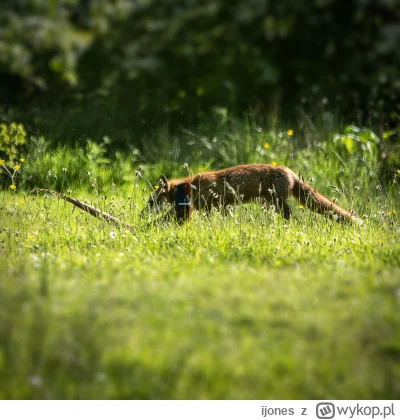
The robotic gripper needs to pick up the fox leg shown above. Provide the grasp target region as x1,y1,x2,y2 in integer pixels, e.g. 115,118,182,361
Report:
274,198,291,220
266,186,292,220
282,202,292,220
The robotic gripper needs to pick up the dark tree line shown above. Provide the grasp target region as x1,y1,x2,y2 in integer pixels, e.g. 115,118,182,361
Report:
0,0,399,125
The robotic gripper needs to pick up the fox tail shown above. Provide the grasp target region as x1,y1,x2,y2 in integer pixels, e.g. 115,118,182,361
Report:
291,179,363,224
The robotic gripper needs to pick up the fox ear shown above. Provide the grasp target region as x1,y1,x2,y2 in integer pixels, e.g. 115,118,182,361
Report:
158,174,170,192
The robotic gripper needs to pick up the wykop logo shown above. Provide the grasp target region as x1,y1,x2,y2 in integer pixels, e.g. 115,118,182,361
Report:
316,403,335,419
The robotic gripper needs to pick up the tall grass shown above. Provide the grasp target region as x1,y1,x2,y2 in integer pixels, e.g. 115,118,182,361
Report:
3,114,393,197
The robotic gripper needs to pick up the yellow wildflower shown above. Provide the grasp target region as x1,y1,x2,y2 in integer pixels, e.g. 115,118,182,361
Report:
14,164,20,170
298,204,304,209
397,169,400,175
0,159,4,165
20,158,25,163
10,184,16,190
271,161,277,166
154,185,160,189
264,142,270,149
287,129,294,136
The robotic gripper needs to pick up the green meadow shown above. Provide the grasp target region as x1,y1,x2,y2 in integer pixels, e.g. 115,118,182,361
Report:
1,119,399,399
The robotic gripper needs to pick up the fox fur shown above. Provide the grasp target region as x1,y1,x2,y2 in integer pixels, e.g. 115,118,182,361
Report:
147,164,362,223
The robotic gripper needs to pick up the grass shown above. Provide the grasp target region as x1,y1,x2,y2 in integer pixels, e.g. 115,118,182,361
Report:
0,118,400,399
1,190,400,399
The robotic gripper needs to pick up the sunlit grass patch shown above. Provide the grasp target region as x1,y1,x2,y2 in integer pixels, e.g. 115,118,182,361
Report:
1,181,400,399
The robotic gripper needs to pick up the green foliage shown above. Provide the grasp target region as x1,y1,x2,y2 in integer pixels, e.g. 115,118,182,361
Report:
335,125,380,156
0,0,92,92
1,0,399,126
0,122,27,163
19,135,141,192
74,0,400,123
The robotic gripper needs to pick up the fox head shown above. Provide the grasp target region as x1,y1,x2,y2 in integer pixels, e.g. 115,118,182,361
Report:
143,175,196,216
174,181,195,223
174,181,194,205
142,174,174,215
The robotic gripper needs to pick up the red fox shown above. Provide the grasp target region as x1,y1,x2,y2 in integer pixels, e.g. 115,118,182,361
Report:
38,164,361,227
146,164,362,223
